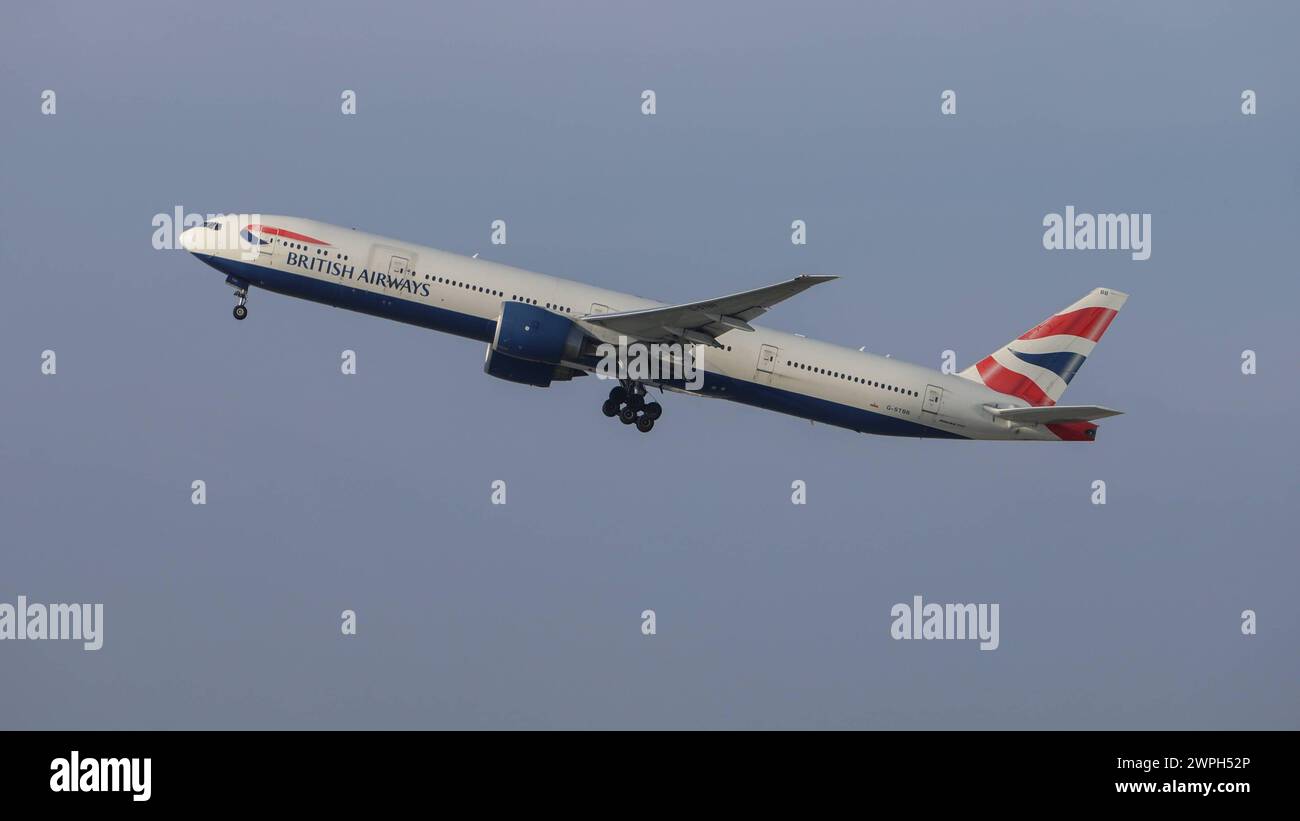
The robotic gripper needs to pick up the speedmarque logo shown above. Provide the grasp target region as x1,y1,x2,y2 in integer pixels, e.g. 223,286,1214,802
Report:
50,751,151,802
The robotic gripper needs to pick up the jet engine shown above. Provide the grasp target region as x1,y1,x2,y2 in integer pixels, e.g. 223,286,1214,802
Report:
484,301,588,387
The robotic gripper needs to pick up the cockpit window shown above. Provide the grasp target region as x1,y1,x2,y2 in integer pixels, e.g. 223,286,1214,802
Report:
203,220,223,230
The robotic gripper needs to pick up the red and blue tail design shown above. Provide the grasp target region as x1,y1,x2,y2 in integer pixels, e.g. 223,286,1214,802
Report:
959,287,1128,409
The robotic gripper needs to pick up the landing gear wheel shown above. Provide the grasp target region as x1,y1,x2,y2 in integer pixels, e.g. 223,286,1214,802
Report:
635,415,655,433
608,386,628,403
618,405,638,425
644,402,662,420
231,283,250,320
601,399,620,417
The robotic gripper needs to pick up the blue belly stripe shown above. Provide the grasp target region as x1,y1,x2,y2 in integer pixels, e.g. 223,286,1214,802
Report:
193,255,968,439
203,254,498,342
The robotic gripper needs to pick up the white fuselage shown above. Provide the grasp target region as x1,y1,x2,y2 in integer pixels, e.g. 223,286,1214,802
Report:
180,214,1057,441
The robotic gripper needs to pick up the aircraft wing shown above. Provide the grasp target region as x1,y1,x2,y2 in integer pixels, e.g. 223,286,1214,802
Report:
987,405,1123,424
581,274,837,346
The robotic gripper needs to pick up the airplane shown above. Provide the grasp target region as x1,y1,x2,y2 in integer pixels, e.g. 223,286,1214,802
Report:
178,215,1127,441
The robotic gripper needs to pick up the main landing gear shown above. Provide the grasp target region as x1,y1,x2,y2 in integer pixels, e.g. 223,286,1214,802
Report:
601,382,662,433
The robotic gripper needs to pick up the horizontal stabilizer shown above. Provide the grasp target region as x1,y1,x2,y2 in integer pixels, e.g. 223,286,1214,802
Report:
986,405,1123,424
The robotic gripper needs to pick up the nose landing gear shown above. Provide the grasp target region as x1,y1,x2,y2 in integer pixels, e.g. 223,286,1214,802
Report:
603,382,661,433
227,276,250,320
232,289,249,320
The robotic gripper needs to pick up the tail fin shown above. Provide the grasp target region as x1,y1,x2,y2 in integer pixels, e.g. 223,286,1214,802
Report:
958,287,1128,406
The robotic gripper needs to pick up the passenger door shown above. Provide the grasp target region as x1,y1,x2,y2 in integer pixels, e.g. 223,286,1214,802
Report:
755,344,780,385
388,255,409,278
922,384,944,417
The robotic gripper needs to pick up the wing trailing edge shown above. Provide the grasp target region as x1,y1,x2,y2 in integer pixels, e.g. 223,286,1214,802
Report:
580,274,837,346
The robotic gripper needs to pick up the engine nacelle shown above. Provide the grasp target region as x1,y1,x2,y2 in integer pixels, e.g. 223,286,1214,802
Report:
484,301,587,387
493,301,585,363
484,348,560,386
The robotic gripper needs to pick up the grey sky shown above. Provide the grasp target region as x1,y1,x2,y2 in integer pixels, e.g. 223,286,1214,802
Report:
1,1,1296,728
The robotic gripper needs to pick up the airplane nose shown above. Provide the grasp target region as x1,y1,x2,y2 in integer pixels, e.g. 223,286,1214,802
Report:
178,226,201,252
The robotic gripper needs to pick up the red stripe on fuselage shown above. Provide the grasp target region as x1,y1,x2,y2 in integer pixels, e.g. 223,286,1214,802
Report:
1019,307,1116,343
974,356,1053,407
246,224,331,246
